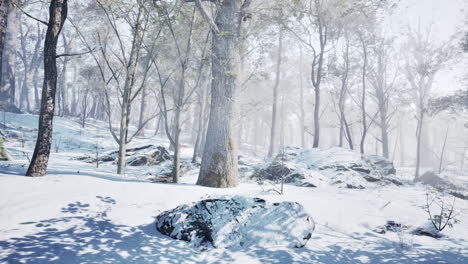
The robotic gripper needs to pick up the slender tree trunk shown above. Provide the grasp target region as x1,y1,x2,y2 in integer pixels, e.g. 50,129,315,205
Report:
70,64,77,116
26,0,68,177
415,110,424,178
438,126,449,174
171,64,187,183
380,107,390,158
268,27,282,157
197,0,244,188
137,83,147,136
359,34,368,155
312,21,326,149
116,2,144,175
192,83,207,163
0,0,9,87
299,48,306,148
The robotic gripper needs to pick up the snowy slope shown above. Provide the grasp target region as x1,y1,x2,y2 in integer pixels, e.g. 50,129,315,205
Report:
0,113,467,264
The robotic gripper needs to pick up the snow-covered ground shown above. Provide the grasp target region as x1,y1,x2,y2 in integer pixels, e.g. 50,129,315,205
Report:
1,113,467,264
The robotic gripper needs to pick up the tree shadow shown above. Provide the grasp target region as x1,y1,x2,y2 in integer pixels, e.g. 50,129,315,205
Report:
0,196,207,264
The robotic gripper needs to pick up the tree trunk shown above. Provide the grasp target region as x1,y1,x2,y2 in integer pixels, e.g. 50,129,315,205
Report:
415,110,424,178
1,5,17,105
268,27,282,158
26,0,68,177
197,0,243,188
0,0,9,87
192,83,207,163
379,106,390,158
359,34,368,155
137,83,147,136
312,25,326,148
299,47,306,148
116,2,144,175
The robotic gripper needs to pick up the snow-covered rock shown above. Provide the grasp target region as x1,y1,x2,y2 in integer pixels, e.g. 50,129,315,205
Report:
414,171,462,191
250,147,399,189
156,196,315,248
74,144,171,166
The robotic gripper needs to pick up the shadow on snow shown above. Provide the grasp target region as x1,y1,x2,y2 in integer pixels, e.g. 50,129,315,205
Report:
0,196,467,264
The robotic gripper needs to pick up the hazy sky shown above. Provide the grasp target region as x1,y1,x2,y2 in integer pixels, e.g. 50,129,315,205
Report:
386,0,467,94
393,0,466,40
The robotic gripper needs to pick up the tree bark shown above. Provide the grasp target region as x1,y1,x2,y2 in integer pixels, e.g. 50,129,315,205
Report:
311,6,327,149
1,5,17,105
299,47,306,148
196,0,245,188
0,0,9,87
359,33,368,155
26,0,68,177
268,27,282,157
415,110,424,178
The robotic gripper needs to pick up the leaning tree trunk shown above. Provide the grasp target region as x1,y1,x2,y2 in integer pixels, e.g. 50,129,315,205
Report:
197,0,243,188
26,0,67,177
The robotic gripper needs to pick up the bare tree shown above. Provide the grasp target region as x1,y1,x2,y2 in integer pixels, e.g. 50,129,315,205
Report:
368,36,398,159
26,0,68,176
404,26,454,178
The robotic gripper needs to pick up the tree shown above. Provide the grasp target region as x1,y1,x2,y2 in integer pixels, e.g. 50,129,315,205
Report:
153,1,209,183
26,0,68,176
368,36,397,159
0,0,10,161
0,0,9,83
267,26,283,157
404,26,454,178
90,0,153,175
0,1,18,108
186,0,252,188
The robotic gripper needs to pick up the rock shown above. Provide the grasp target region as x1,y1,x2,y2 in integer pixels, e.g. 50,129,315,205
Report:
363,175,381,182
74,145,171,166
0,136,11,161
375,220,410,234
345,184,365,189
384,220,409,232
412,227,443,239
414,171,463,191
251,162,302,183
364,155,396,175
301,182,317,188
0,102,22,114
449,191,468,201
156,196,315,248
249,147,402,189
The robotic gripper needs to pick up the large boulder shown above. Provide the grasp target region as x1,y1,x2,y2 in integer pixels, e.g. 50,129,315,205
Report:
156,196,315,248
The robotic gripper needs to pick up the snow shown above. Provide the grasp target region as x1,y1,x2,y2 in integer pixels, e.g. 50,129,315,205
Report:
1,113,468,263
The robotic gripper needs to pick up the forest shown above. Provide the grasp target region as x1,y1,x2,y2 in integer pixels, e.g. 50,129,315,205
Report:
0,0,467,263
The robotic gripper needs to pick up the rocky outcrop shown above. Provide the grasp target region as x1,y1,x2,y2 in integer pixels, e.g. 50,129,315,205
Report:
74,145,171,166
250,147,399,189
